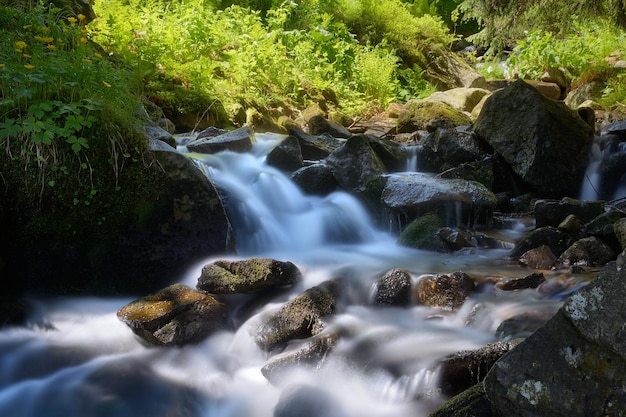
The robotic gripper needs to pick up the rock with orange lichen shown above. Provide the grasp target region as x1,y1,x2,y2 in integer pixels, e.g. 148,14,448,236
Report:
117,283,228,346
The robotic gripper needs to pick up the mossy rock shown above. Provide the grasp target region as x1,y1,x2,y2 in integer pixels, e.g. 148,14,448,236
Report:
397,100,472,134
428,383,497,417
397,213,445,250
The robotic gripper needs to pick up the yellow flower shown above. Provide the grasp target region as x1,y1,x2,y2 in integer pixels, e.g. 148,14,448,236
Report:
0,64,5,68
77,14,86,21
102,81,111,88
67,17,77,23
24,64,34,70
80,37,87,44
41,26,50,33
15,41,27,50
22,54,32,58
47,44,56,51
83,59,92,63
34,36,44,42
44,37,54,43
94,52,102,59
23,25,32,29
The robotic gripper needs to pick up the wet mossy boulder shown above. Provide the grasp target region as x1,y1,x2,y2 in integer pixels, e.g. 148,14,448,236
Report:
117,283,228,346
397,100,472,133
373,268,412,306
397,213,445,250
428,383,497,417
196,257,302,294
326,135,388,193
414,272,476,310
1,150,234,296
255,280,342,352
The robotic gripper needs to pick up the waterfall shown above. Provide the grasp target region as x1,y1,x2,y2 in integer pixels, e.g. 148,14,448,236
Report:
579,133,626,201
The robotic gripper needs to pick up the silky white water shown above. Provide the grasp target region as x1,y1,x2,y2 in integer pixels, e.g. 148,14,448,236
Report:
0,134,574,417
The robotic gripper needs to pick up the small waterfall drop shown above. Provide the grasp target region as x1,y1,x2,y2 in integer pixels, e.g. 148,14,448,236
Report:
579,130,626,201
186,134,394,257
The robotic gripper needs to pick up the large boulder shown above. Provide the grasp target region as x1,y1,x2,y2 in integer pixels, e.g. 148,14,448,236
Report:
424,88,492,114
474,79,593,198
287,127,345,161
117,283,228,346
381,173,498,228
196,257,302,294
484,261,626,416
422,44,488,91
1,150,234,296
418,127,491,173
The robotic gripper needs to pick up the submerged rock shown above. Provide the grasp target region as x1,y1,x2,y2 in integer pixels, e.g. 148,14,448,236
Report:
484,261,626,416
255,280,342,352
196,257,302,294
117,283,228,346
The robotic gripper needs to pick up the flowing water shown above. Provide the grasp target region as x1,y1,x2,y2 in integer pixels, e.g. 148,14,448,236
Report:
0,134,584,417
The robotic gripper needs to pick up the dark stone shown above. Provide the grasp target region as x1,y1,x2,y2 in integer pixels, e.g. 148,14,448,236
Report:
428,383,497,417
438,341,515,397
382,173,498,229
508,227,574,260
518,246,557,270
117,283,228,346
187,126,255,154
196,257,302,294
308,114,351,138
557,236,616,266
474,80,593,198
255,280,342,352
495,310,557,340
497,272,546,291
291,163,339,195
484,262,626,416
326,135,388,193
261,333,338,384
266,135,304,172
373,268,412,306
534,198,604,228
419,128,491,172
287,127,345,161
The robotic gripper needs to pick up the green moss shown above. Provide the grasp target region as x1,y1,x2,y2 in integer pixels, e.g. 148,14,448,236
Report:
397,212,444,249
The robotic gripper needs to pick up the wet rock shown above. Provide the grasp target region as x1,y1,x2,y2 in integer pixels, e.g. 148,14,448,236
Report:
255,280,342,352
397,213,447,251
518,245,557,270
496,272,546,291
585,208,626,250
261,333,338,384
187,126,255,154
558,214,583,235
614,218,626,250
428,383,497,417
397,100,472,133
438,341,515,396
363,134,407,172
557,236,616,266
495,310,557,340
484,261,626,416
287,127,345,161
117,283,228,347
474,79,593,198
533,198,604,228
308,114,351,138
418,127,491,173
373,269,412,306
326,135,388,193
414,272,476,310
274,384,345,417
381,172,498,229
144,125,176,148
436,227,504,251
291,163,339,195
266,135,303,172
196,258,302,294
438,157,495,190
508,226,574,260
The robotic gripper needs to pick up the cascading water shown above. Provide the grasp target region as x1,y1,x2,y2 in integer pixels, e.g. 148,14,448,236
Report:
579,127,626,201
0,133,574,417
